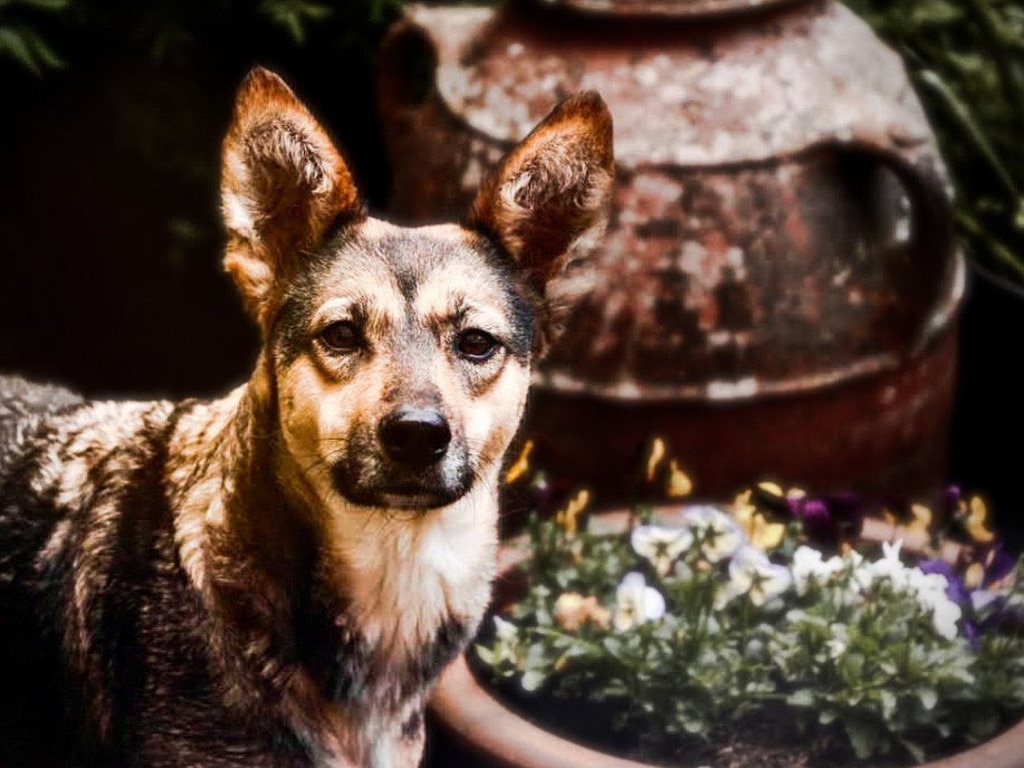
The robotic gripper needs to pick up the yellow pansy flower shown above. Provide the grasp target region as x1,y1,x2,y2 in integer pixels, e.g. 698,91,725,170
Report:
556,489,590,536
732,488,786,551
504,439,534,484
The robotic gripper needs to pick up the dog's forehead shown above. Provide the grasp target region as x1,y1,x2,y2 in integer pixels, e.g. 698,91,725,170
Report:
317,219,516,312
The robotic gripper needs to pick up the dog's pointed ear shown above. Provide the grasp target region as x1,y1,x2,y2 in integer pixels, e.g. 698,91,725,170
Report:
466,91,614,349
221,67,364,328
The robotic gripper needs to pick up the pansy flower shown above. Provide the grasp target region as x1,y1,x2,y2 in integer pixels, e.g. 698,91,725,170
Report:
681,504,745,563
554,592,611,632
788,492,865,550
504,439,534,484
555,489,590,536
631,524,694,576
943,486,996,544
643,437,693,498
859,542,962,641
919,559,971,606
951,543,1018,644
733,485,788,551
715,545,792,608
790,544,854,595
962,495,996,544
613,572,666,630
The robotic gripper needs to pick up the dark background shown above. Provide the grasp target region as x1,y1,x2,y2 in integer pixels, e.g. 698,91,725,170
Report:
0,0,408,400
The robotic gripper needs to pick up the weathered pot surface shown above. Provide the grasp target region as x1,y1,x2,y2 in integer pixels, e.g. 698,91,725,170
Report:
428,510,1024,768
379,0,965,504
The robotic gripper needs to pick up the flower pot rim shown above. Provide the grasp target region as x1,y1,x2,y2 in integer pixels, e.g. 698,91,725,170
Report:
428,508,1024,768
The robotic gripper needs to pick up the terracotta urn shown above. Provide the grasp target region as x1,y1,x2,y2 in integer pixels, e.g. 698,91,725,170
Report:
377,0,964,504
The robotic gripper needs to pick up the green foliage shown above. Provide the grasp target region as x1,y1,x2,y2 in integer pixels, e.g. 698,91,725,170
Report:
846,0,1024,283
0,0,411,74
256,0,332,46
478,507,1024,764
0,0,68,75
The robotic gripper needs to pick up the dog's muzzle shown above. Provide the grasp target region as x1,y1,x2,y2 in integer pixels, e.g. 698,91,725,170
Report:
330,406,470,510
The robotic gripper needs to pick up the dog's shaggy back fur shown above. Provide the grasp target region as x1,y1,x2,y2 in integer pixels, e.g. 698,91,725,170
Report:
0,69,613,768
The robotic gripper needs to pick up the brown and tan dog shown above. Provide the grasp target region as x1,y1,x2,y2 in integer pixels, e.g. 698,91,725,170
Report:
0,68,613,767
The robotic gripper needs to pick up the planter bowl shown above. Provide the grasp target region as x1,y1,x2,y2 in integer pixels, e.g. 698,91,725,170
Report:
426,510,1024,768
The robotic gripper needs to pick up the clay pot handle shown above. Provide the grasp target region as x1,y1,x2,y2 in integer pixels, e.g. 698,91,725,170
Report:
376,19,438,122
825,138,964,356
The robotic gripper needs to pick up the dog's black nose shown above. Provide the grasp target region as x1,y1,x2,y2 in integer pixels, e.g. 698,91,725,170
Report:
379,408,451,467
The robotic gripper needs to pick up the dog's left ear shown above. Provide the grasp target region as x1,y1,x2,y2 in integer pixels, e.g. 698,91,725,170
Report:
221,67,364,329
466,91,614,350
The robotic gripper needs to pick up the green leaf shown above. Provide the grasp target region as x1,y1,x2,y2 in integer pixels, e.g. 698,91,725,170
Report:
969,706,1002,741
845,717,881,759
0,23,63,75
880,690,897,719
787,688,814,707
900,737,927,765
0,27,37,74
0,0,69,10
918,69,1018,198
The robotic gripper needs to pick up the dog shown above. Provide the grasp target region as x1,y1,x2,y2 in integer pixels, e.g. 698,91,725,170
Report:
0,67,613,767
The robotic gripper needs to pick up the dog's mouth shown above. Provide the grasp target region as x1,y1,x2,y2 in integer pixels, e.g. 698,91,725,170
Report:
329,462,473,511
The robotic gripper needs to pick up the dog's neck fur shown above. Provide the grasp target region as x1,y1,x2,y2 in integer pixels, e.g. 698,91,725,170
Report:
168,378,495,763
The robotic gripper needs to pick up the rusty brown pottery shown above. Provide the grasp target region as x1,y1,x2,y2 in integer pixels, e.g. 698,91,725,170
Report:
377,0,965,505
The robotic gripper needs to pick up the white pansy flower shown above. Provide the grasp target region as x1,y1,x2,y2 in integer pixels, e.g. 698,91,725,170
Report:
681,504,745,562
855,539,908,590
487,615,522,665
826,623,850,659
614,572,666,630
849,541,964,641
493,615,519,643
791,545,858,595
631,524,694,576
906,567,962,640
928,594,962,641
716,545,793,608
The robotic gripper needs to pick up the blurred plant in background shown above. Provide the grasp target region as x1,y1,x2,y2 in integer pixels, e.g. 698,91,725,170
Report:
0,0,413,396
0,0,406,73
0,0,67,75
847,0,1024,284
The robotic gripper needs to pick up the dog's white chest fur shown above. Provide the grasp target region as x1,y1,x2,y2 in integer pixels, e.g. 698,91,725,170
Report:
330,481,499,663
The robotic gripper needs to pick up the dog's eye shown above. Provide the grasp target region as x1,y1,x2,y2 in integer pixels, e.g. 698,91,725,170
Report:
319,321,362,353
456,329,499,361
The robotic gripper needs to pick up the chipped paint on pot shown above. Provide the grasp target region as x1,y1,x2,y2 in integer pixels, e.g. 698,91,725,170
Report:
377,0,964,501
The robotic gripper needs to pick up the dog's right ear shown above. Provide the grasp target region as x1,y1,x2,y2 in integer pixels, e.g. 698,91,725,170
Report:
221,67,364,330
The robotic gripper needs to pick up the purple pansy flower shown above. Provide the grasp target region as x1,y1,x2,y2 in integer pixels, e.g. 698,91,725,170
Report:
921,541,1020,646
788,492,865,550
980,543,1016,587
919,559,971,606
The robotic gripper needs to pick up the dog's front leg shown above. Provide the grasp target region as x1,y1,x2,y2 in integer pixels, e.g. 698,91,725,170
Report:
363,703,428,768
315,701,426,768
